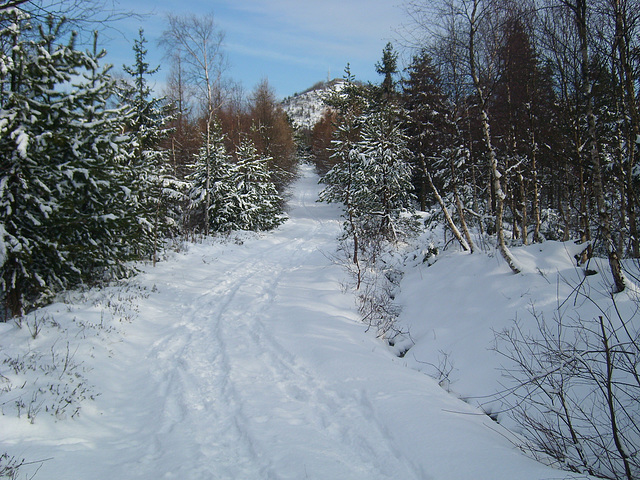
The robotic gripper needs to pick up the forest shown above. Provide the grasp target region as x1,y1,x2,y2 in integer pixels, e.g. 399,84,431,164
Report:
0,3,297,318
312,0,640,301
1,1,640,479
1,0,639,339
4,0,640,317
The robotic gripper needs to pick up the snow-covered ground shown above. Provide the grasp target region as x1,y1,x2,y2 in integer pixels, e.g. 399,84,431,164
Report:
2,163,590,479
394,224,640,431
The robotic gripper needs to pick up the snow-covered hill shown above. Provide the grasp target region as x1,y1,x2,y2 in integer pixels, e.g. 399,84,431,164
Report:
281,79,343,130
0,163,573,480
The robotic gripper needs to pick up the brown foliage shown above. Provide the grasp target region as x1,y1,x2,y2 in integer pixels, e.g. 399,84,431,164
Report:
311,108,338,175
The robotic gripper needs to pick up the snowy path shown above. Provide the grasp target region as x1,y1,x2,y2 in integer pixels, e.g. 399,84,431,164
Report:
11,164,567,479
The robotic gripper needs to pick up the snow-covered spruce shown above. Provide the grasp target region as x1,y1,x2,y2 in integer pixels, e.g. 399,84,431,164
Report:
0,13,144,317
228,136,286,231
187,125,285,234
119,27,181,264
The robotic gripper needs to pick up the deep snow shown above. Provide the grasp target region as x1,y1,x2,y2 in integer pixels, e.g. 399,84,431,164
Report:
1,163,590,479
394,225,640,432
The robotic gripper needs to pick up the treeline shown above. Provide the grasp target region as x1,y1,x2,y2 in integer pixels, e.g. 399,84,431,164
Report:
0,8,295,318
314,0,640,294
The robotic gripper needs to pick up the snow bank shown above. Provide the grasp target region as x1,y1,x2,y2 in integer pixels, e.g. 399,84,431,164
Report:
396,233,638,432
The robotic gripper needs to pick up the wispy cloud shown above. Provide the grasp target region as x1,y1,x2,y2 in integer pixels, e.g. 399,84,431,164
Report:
225,41,325,70
217,0,401,41
215,0,403,73
109,0,406,97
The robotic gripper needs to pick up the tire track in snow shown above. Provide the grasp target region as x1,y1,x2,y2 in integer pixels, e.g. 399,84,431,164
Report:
128,165,426,479
212,250,423,480
139,247,288,479
182,196,421,478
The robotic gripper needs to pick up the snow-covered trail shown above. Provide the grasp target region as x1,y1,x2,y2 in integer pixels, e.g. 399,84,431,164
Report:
18,163,565,480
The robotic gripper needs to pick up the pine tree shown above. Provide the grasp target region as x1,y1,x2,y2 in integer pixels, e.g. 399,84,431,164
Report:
56,31,135,280
355,108,416,242
402,50,456,209
490,16,550,245
402,50,474,252
375,42,399,103
0,11,68,316
230,136,285,231
187,120,233,234
122,28,165,152
1,12,137,317
319,66,367,285
321,108,416,244
121,27,178,264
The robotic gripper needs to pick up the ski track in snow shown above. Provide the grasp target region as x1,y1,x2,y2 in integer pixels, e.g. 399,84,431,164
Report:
6,163,570,480
126,171,418,479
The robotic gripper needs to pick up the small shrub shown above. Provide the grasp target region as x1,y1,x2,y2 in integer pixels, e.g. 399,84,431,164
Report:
0,452,25,479
495,297,640,480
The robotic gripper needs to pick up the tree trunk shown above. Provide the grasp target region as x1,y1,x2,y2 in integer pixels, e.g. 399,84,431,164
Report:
575,0,625,292
482,110,521,273
526,88,541,243
579,162,591,262
468,0,520,273
450,153,475,252
204,118,211,236
531,150,541,244
518,170,528,245
4,259,23,319
422,158,471,252
614,0,640,257
561,158,571,242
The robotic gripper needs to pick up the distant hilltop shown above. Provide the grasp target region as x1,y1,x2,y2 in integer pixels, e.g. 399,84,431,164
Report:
281,79,345,130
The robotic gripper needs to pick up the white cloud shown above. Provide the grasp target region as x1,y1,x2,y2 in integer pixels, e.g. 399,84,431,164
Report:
220,0,402,41
216,0,403,70
109,0,406,97
225,41,324,70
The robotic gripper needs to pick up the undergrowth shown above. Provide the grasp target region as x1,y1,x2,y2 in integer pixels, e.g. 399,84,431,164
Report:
0,281,149,479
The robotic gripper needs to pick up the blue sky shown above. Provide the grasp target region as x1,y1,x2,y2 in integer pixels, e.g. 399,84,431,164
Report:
101,0,406,100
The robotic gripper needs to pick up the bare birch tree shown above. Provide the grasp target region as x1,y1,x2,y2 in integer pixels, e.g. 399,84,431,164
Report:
463,0,522,273
553,0,626,291
409,0,521,271
160,13,227,235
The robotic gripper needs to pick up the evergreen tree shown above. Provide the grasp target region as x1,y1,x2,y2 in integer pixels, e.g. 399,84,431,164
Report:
320,65,416,285
0,12,136,316
187,120,233,234
121,27,179,263
319,66,368,284
0,11,68,316
322,64,369,116
321,101,416,242
122,28,166,152
402,50,474,252
490,16,553,244
355,108,416,242
375,42,399,103
402,50,457,210
55,31,135,281
229,136,285,231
